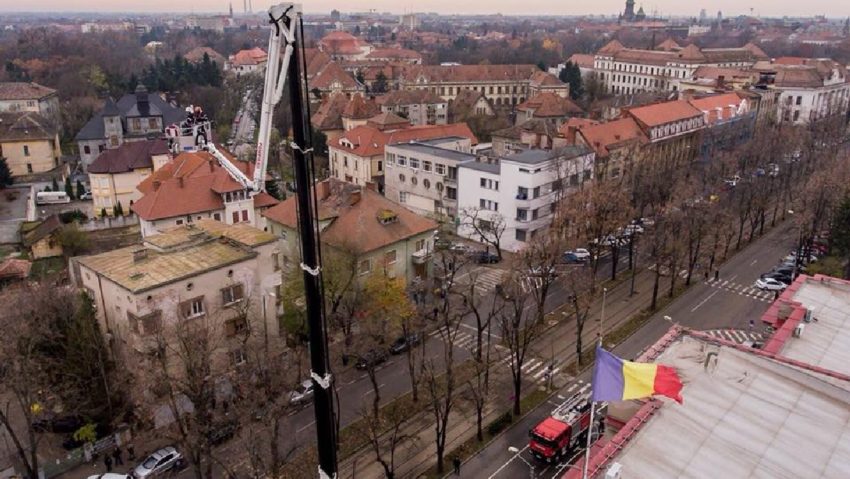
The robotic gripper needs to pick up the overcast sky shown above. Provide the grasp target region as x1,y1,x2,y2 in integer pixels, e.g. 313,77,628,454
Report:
2,0,849,17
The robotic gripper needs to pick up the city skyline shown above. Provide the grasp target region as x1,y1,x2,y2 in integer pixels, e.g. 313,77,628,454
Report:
3,0,850,17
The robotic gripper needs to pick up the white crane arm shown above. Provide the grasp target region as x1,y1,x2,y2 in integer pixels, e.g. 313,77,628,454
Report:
253,3,301,192
207,143,253,189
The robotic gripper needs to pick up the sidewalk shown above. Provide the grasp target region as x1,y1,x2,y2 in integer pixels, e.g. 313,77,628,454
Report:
336,267,662,479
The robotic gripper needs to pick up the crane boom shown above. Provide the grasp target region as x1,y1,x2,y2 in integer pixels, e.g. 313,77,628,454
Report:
252,3,299,192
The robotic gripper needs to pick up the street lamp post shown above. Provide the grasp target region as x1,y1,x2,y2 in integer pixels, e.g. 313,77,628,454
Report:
507,447,536,479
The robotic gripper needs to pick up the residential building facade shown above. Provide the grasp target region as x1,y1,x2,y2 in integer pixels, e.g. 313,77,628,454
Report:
264,179,438,284
226,47,268,76
87,139,171,216
0,112,61,176
131,149,279,237
765,59,850,124
457,146,595,252
375,90,448,126
75,220,280,382
384,137,475,221
623,100,705,167
0,82,61,127
75,85,184,170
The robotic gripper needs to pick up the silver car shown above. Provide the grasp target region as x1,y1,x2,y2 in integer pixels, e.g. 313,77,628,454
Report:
289,379,315,406
133,446,182,478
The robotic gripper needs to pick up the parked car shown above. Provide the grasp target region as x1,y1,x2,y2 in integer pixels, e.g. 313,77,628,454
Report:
761,272,792,285
389,333,421,354
207,419,238,445
622,224,644,236
568,248,591,261
638,217,656,226
355,349,389,370
288,379,315,406
434,238,452,250
528,266,558,278
79,191,93,200
755,277,787,291
471,250,500,264
449,243,471,254
88,474,132,479
562,252,583,264
723,175,742,188
133,446,184,478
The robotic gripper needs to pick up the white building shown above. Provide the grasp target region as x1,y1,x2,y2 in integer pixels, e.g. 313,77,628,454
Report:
767,59,850,124
457,146,595,252
384,137,475,221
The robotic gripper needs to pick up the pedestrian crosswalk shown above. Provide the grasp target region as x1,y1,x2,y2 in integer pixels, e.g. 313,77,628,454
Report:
429,326,506,353
703,328,763,344
705,278,777,302
456,267,506,295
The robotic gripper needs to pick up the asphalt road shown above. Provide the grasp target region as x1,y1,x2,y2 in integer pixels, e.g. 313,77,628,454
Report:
464,221,796,479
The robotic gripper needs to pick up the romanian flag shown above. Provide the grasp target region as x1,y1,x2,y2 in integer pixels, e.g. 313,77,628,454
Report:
591,345,683,404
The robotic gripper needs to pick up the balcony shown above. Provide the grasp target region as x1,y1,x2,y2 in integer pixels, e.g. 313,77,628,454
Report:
412,248,432,265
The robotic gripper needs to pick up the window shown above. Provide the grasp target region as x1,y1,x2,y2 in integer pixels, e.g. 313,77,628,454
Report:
516,209,528,221
397,156,407,166
377,161,383,172
446,187,457,199
570,174,579,186
384,250,397,265
23,145,30,156
399,191,408,203
242,210,249,222
519,168,530,173
181,297,205,318
415,239,425,251
411,176,418,186
358,259,372,275
435,163,446,175
533,186,541,198
148,118,157,129
132,118,141,130
225,317,248,337
480,178,499,190
399,173,406,183
479,199,498,211
423,161,432,172
447,166,458,180
793,110,800,121
517,186,528,199
128,311,162,336
222,284,245,305
583,170,592,181
409,158,420,169
436,182,444,192
213,213,221,221
423,179,431,189
232,211,240,223
796,96,802,105
386,153,395,166
84,145,91,154
26,163,33,173
515,229,527,242
344,157,348,167
229,347,247,366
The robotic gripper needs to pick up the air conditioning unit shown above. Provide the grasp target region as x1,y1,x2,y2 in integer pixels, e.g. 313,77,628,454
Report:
793,323,805,338
605,462,623,479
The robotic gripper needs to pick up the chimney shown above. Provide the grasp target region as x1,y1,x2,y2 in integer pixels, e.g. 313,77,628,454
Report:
135,84,149,112
349,191,361,205
178,176,184,187
153,180,161,190
133,248,148,263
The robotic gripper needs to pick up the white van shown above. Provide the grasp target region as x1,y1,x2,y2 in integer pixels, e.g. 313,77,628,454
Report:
36,191,71,205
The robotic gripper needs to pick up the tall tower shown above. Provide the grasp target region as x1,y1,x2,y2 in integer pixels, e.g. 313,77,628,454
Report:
243,0,247,14
229,2,233,18
624,0,636,21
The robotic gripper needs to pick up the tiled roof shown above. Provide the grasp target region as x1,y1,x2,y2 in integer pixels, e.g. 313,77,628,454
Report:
692,66,759,83
688,93,748,125
264,178,437,255
0,112,57,141
449,89,489,118
75,90,183,141
0,82,56,101
517,92,584,118
311,93,348,131
87,139,168,174
318,31,371,55
597,40,625,55
655,38,681,51
183,47,225,65
304,48,333,77
132,148,278,220
366,112,410,130
312,62,361,90
334,123,477,157
229,47,267,66
773,67,827,88
375,89,445,107
567,54,595,68
342,94,380,119
577,117,647,157
0,258,31,280
403,64,539,83
22,215,62,247
76,221,270,293
492,118,557,140
626,100,703,128
676,44,706,61
529,70,567,87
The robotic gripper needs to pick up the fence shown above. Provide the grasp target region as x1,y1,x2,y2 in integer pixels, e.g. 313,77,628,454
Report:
75,214,139,232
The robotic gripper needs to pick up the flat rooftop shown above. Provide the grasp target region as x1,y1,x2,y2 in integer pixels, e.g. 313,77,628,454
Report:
571,330,850,479
459,159,501,174
501,145,591,165
387,141,476,162
77,220,273,293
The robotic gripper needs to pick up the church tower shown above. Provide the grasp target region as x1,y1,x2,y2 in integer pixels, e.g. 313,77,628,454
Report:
624,0,636,21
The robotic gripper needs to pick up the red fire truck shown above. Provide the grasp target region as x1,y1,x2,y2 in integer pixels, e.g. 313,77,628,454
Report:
528,389,607,463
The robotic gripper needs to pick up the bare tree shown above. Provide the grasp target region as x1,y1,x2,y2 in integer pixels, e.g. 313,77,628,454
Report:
459,208,507,260
361,401,416,479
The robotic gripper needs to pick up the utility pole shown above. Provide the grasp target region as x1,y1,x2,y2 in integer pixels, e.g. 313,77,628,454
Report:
280,7,338,478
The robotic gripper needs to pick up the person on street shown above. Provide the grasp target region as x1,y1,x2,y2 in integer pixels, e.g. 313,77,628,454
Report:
714,270,720,281
452,456,461,475
112,447,123,466
104,454,113,472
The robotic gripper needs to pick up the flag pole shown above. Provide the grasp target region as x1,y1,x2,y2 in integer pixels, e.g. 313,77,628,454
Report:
583,287,606,479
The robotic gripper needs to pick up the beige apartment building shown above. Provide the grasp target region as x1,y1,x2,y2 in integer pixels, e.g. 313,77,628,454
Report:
0,112,61,176
0,82,61,127
87,139,171,216
75,220,281,376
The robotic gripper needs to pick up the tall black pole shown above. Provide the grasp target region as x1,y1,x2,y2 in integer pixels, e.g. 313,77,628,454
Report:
284,15,338,477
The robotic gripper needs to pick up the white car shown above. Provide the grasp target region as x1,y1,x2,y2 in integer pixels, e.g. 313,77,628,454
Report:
289,379,314,406
133,446,183,478
622,224,644,236
755,278,786,291
79,191,93,200
567,248,591,261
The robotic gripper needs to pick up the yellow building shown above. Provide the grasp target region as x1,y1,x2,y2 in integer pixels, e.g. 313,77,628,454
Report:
0,112,60,177
87,139,171,217
22,215,64,259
